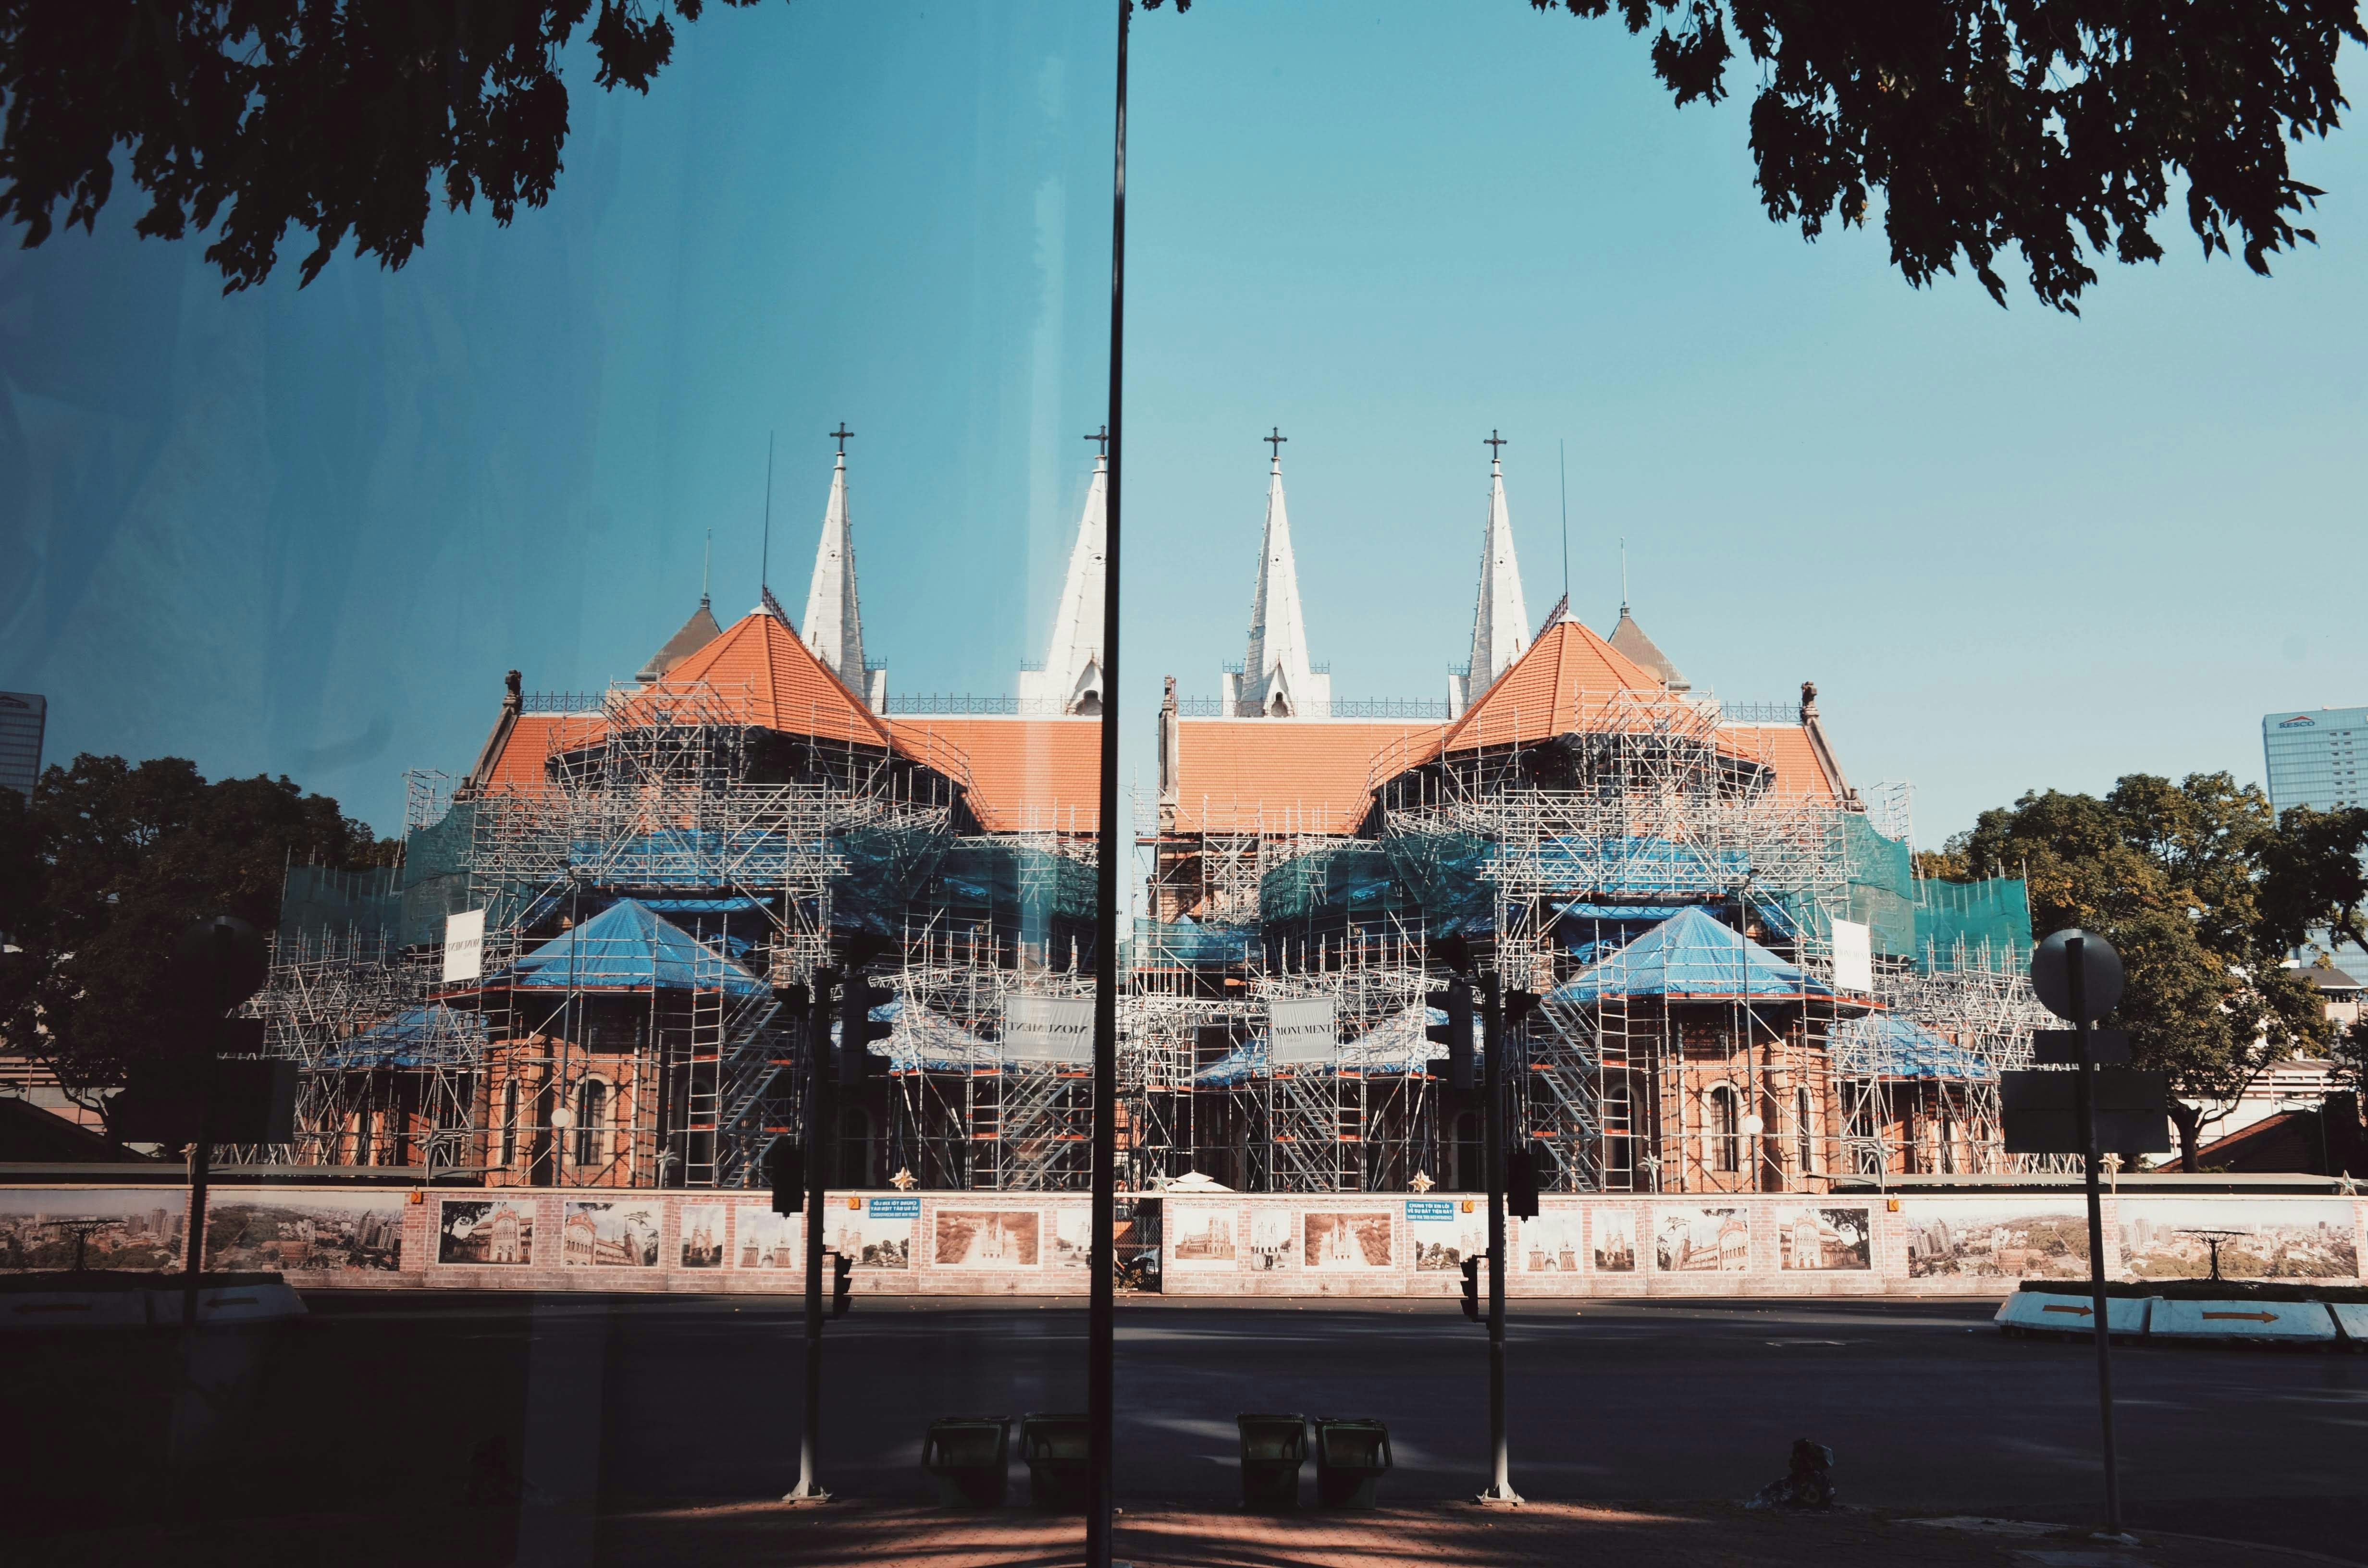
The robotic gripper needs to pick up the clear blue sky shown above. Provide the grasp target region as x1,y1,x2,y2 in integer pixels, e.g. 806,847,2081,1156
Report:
3,1,2363,851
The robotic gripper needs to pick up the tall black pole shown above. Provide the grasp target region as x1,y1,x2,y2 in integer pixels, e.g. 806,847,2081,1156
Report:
2069,938,2121,1534
1087,4,1130,1564
1478,974,1518,1504
789,973,835,1502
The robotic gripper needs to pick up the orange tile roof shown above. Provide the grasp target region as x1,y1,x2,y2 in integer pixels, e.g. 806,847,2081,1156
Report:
626,609,892,749
1437,616,1662,754
480,713,606,798
886,716,1103,833
1173,718,1444,833
1717,723,1841,803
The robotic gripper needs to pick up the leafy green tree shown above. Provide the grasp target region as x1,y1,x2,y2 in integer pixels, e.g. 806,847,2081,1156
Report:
1944,773,2366,1168
1533,0,2365,311
2,2,2355,307
0,755,396,1133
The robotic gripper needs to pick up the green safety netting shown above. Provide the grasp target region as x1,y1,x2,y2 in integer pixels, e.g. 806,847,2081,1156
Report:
925,837,1098,931
1133,918,1255,968
1260,844,1426,929
828,823,954,934
1915,876,2034,961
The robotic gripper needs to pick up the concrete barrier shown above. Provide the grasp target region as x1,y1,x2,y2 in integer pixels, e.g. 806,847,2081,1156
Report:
2327,1302,2368,1345
188,1280,307,1326
1,1290,152,1332
2148,1298,2337,1344
1995,1291,2151,1336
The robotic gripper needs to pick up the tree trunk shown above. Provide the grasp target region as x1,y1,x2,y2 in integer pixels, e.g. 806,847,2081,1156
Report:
2168,1100,2203,1173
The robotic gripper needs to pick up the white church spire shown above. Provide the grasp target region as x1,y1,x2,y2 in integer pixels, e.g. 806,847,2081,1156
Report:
1019,430,1110,714
1223,429,1331,718
1448,430,1530,718
802,424,886,709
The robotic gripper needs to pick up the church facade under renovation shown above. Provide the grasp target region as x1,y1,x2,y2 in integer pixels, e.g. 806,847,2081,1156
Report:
259,436,2043,1197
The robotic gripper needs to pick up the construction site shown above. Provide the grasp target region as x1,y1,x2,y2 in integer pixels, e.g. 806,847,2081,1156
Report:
253,439,2046,1198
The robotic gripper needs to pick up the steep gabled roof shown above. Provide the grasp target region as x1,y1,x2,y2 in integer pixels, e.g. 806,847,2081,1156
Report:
637,598,725,685
1551,906,1834,1003
1172,717,1442,833
475,712,606,798
886,715,1101,832
1716,723,1841,803
1437,614,1662,754
627,608,892,748
1606,608,1688,691
501,899,766,997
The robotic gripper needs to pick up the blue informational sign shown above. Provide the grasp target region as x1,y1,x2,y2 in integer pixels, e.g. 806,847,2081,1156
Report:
1405,1200,1455,1221
869,1196,921,1217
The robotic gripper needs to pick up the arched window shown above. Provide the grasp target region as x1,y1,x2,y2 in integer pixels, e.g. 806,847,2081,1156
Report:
574,1078,607,1166
837,1104,876,1188
1706,1084,1740,1174
1603,1079,1634,1187
500,1079,519,1168
1451,1110,1485,1191
1795,1086,1816,1176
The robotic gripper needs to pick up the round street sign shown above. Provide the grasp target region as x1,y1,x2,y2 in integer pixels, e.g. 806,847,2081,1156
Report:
2029,928,2124,1022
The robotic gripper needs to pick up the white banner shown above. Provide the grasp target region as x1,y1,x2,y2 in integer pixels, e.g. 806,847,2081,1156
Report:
1830,918,1873,994
1002,995,1095,1062
1268,996,1338,1064
442,908,487,983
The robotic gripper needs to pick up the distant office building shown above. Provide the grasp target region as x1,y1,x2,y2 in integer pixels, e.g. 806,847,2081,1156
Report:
2263,705,2367,813
0,692,42,799
2264,705,2368,970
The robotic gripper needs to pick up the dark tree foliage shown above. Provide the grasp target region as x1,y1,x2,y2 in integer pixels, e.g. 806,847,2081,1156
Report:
0,755,398,1131
0,0,771,292
1938,772,2368,1167
1535,0,2367,310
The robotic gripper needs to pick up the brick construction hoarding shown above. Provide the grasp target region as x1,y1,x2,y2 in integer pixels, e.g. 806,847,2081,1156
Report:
3,1184,2360,1298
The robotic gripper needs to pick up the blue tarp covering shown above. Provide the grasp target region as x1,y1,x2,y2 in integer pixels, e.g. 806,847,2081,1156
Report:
314,1005,484,1070
499,899,766,997
637,896,769,917
1136,917,1256,968
1831,1013,1985,1079
1551,906,1835,1003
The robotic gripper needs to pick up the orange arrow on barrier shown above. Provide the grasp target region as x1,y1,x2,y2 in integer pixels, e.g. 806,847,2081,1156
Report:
2040,1304,2093,1316
2200,1311,2280,1323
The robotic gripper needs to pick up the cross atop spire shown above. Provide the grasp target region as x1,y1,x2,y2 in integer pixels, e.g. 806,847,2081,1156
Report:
802,440,884,708
1448,442,1531,718
1085,424,1110,458
1224,442,1330,718
1019,448,1110,714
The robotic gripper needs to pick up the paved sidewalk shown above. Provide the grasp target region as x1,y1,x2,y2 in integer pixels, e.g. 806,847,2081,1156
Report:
597,1499,2356,1568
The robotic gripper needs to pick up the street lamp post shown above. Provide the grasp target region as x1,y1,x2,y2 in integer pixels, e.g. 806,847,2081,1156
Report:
1086,5,1132,1564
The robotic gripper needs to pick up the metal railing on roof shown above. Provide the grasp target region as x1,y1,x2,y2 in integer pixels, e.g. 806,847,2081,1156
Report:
520,692,604,714
1719,702,1801,725
882,694,1078,716
1173,696,1448,720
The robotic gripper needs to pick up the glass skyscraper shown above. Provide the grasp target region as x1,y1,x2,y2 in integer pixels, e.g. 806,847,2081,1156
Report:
2263,705,2368,970
2263,705,2367,813
0,692,43,799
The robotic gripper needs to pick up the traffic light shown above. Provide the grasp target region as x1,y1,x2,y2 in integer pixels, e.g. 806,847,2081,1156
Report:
830,1250,853,1317
769,1139,806,1216
1427,978,1474,1090
838,973,896,1086
1503,988,1540,1030
1459,1254,1480,1321
1505,1142,1541,1220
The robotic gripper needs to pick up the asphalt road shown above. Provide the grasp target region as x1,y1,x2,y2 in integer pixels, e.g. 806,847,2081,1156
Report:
315,1291,2365,1554
13,1293,2364,1560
